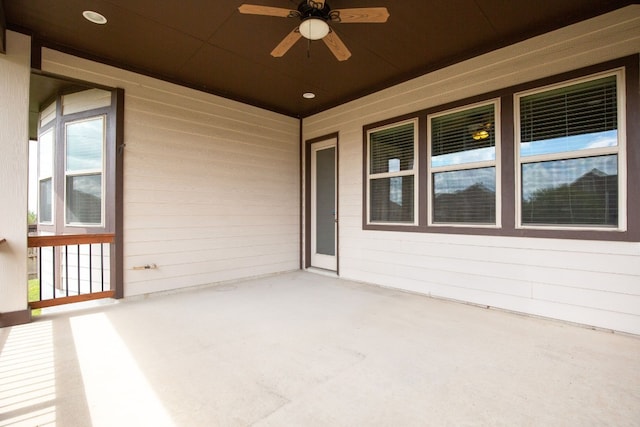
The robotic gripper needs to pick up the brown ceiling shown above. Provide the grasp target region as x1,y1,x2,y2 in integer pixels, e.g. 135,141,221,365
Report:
3,0,636,118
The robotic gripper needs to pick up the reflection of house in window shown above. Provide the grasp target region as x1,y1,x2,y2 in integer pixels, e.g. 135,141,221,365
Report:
434,182,496,223
389,158,402,206
522,168,617,225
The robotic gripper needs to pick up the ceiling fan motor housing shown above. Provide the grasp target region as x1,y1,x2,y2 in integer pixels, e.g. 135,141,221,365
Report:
298,0,331,20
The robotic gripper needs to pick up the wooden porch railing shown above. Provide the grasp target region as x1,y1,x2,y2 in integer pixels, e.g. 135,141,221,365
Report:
28,234,115,309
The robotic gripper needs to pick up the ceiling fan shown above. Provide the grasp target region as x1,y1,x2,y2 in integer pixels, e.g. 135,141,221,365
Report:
238,0,390,61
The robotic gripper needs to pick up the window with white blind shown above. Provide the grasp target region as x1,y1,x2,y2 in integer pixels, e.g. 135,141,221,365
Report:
367,120,418,224
428,101,499,226
362,57,636,240
516,71,624,229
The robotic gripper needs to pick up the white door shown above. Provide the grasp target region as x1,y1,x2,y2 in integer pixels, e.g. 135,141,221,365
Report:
311,139,337,271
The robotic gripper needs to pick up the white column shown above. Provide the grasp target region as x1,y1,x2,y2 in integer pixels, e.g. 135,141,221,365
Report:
0,31,31,324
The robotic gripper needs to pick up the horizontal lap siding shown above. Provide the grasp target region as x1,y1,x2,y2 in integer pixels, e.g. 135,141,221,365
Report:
42,49,300,297
304,6,640,334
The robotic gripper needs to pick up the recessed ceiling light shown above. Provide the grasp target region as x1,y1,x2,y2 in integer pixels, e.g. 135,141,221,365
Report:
303,92,316,99
83,10,107,25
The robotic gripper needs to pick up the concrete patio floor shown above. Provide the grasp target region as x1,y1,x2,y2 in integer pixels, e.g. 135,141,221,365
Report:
1,271,639,426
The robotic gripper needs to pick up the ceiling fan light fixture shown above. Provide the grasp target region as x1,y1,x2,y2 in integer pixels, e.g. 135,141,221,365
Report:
472,129,489,140
299,17,330,40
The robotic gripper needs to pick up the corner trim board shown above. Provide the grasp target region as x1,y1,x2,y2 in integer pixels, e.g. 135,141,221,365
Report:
114,88,125,299
0,310,32,328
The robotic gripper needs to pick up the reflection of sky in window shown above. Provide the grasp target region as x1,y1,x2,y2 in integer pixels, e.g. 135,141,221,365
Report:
434,167,495,195
70,175,102,198
39,130,54,178
389,158,400,173
520,130,617,157
432,146,495,168
389,159,402,205
522,155,617,200
66,118,104,171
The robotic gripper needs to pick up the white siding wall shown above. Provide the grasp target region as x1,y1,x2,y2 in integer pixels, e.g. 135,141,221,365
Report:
0,31,30,314
303,6,640,334
41,49,300,297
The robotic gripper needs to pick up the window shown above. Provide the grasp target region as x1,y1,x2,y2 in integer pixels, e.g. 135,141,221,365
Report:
361,56,637,240
428,101,499,226
36,87,116,234
65,116,105,226
367,120,417,224
516,71,624,229
38,128,54,224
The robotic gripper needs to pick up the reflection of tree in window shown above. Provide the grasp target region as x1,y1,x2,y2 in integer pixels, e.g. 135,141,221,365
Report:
66,174,102,224
521,156,617,225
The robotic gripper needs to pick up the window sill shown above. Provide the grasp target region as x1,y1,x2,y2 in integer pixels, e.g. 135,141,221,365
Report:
429,223,500,229
517,225,623,232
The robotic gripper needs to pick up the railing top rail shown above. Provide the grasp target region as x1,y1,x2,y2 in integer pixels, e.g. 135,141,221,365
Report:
28,233,115,248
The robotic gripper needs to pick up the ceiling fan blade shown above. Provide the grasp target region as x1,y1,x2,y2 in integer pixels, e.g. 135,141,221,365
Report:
238,4,296,18
271,28,302,57
331,7,390,23
323,31,351,61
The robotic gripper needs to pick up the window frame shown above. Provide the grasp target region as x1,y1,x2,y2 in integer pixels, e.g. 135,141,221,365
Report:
514,69,626,231
365,118,420,226
36,87,117,236
427,99,502,228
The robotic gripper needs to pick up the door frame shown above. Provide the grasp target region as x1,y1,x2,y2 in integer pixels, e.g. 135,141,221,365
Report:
305,133,339,274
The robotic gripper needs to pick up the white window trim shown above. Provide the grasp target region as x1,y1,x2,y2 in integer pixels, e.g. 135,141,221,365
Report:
63,115,107,228
427,99,501,228
366,118,419,226
514,68,626,232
